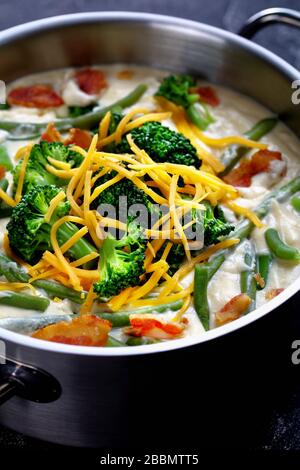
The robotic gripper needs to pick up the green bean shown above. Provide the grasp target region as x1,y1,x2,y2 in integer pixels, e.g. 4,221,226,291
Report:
240,241,256,312
207,252,226,279
193,176,300,326
0,291,49,311
231,176,300,241
0,178,13,218
265,228,300,261
33,279,86,304
186,102,215,130
105,336,127,347
194,264,210,330
219,117,278,176
0,145,13,170
256,253,272,289
291,195,300,212
126,337,158,346
97,299,184,327
0,253,86,303
0,84,148,139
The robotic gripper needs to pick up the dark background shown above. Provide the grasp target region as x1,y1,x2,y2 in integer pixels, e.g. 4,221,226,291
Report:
0,0,300,453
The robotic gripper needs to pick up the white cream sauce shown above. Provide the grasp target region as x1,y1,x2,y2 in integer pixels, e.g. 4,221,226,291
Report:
1,65,300,338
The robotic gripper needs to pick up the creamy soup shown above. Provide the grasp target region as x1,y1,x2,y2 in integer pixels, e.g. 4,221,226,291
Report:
0,65,299,346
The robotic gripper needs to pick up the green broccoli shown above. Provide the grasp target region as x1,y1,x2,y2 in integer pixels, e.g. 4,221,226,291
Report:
93,223,146,300
155,74,199,108
202,202,234,246
116,122,200,168
155,74,215,130
91,171,154,217
13,141,83,195
7,185,96,264
157,242,186,276
68,104,95,118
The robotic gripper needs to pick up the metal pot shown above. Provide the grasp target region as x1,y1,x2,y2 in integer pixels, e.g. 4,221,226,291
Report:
0,8,300,448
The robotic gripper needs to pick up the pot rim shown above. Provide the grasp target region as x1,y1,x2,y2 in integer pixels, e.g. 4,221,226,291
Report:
0,11,299,356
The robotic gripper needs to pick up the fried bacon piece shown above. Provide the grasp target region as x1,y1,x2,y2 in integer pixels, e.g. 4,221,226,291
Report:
0,165,6,180
117,70,135,80
74,68,107,95
215,293,251,326
8,85,64,108
41,122,92,149
41,123,63,142
32,314,112,346
224,149,285,187
196,86,220,107
64,128,93,149
125,316,184,340
265,288,284,300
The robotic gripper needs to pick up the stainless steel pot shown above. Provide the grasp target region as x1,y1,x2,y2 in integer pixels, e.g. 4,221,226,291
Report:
0,8,300,448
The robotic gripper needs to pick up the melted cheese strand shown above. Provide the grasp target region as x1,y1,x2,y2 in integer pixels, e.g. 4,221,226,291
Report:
226,201,264,228
44,191,66,223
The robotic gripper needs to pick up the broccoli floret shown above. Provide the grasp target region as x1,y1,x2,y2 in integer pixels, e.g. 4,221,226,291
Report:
116,122,200,168
202,202,234,246
68,104,95,118
108,106,124,135
91,171,154,217
7,185,95,264
13,141,83,195
155,74,215,130
155,74,198,108
157,242,186,277
93,223,146,300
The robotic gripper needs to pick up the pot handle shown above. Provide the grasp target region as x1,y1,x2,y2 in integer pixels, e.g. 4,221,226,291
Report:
239,7,300,39
0,356,61,405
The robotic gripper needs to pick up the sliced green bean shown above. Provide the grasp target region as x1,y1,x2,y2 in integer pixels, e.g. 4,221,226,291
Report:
0,145,13,170
186,102,215,130
240,241,256,312
0,84,148,139
194,264,210,331
126,337,158,346
0,178,13,217
0,253,86,303
105,336,127,347
97,299,184,327
193,176,300,325
256,253,272,289
291,195,300,212
265,228,300,261
0,291,49,311
219,117,278,176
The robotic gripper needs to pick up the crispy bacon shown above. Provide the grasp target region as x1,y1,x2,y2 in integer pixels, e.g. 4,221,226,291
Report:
8,85,64,108
196,86,220,106
0,166,6,180
41,122,63,142
254,272,265,289
265,288,284,300
75,68,107,95
215,293,251,326
117,70,135,80
224,149,285,187
125,316,184,340
32,314,112,346
64,128,93,149
40,123,92,149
